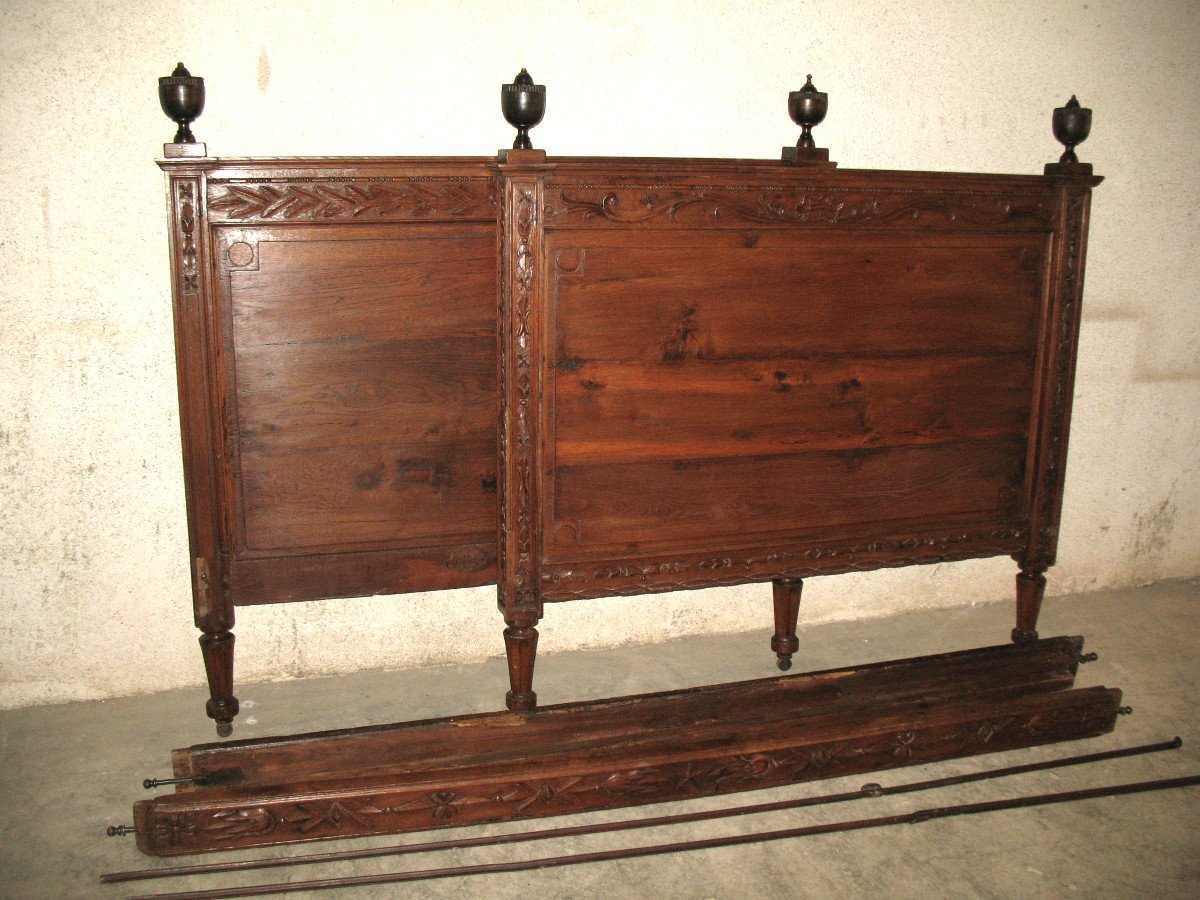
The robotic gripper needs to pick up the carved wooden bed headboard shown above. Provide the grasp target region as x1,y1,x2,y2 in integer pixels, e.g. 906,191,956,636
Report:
157,68,1100,732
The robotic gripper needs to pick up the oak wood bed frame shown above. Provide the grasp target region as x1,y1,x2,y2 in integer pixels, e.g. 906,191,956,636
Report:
157,83,1100,730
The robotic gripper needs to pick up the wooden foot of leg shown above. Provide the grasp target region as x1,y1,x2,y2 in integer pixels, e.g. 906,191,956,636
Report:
199,628,239,736
503,619,539,712
1012,565,1047,643
771,578,803,671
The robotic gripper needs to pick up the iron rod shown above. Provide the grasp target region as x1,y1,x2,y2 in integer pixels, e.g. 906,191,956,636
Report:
103,737,1182,885
129,773,1200,899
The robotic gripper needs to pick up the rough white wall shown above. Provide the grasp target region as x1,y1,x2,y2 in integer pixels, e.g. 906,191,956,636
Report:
1,0,1197,709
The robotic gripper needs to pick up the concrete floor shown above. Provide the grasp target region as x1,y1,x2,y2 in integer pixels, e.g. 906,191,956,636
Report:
1,577,1198,899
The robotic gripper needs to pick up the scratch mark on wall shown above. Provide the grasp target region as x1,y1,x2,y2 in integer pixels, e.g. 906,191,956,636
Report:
1128,497,1177,559
41,186,53,300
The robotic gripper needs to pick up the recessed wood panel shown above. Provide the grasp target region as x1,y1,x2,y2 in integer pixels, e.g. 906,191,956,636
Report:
543,228,1042,562
223,224,498,556
231,229,495,345
549,439,1026,557
234,335,495,454
240,438,495,552
553,354,1033,465
550,232,1044,363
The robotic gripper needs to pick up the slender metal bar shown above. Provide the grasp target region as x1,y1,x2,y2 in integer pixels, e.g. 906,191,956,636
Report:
103,737,1182,884
128,774,1200,899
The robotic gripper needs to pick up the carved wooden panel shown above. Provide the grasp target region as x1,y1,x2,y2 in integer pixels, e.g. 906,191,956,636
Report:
207,177,497,223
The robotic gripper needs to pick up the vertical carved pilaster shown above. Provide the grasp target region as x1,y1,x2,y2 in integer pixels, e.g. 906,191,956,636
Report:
496,153,553,711
1025,187,1093,568
174,180,201,294
163,163,237,731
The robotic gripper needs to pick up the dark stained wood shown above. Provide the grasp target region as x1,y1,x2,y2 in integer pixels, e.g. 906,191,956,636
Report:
173,636,1087,790
494,153,1100,705
549,234,1045,363
550,438,1026,557
160,131,1100,728
125,775,1200,893
552,354,1034,465
771,578,803,670
132,637,1119,856
158,157,500,729
228,544,494,606
105,739,1187,884
1014,564,1049,642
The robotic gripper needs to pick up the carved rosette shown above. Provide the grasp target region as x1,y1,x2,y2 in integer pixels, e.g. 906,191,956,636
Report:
498,175,545,618
540,527,1028,601
545,184,1055,230
206,178,497,222
1027,189,1092,565
136,690,1118,855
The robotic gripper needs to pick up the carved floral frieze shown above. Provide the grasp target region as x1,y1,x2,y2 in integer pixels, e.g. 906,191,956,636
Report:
540,528,1028,599
545,185,1055,229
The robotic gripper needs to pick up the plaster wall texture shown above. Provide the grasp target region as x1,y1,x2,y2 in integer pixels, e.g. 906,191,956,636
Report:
1,0,1197,710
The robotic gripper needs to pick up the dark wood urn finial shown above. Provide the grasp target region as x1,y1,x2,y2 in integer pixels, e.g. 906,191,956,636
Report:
501,68,546,151
1045,95,1093,176
782,74,835,167
159,62,206,144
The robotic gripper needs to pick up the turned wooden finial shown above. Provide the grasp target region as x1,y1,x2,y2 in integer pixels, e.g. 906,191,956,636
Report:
782,74,835,167
501,68,546,151
158,62,209,158
1045,95,1093,176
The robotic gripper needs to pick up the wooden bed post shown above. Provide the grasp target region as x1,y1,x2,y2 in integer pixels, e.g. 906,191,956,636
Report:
159,65,240,735
1013,144,1098,643
162,159,239,735
771,579,803,670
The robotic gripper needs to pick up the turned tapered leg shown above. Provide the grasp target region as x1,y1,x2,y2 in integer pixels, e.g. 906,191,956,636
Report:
1012,564,1047,643
199,628,239,737
503,611,539,712
771,578,803,671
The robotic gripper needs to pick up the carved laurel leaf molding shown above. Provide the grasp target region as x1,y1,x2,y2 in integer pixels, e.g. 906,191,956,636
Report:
207,178,497,221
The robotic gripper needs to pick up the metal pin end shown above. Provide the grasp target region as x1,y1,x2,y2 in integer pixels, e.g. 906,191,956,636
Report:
860,782,884,797
1170,736,1183,748
106,825,136,837
216,721,233,738
1078,652,1098,664
144,776,196,790
1117,706,1133,715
